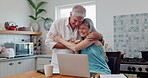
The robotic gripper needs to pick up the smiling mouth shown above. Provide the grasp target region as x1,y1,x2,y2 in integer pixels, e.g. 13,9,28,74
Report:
80,33,85,36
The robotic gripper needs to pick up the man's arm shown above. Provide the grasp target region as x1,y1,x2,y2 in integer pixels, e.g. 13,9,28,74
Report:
53,42,68,49
45,20,69,49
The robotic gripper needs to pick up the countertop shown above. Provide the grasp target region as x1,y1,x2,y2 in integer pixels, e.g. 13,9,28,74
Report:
0,55,52,62
2,71,141,78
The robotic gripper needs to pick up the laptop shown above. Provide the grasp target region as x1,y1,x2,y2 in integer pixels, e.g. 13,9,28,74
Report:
57,54,97,77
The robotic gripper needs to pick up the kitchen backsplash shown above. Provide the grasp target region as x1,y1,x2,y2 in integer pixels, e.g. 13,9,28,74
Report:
0,34,30,45
114,13,148,58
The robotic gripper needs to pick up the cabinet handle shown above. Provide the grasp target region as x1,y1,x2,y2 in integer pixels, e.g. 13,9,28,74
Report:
49,60,51,62
9,63,14,65
18,62,22,64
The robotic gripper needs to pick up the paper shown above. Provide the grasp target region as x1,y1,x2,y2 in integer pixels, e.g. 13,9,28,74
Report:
100,74,127,78
53,67,59,74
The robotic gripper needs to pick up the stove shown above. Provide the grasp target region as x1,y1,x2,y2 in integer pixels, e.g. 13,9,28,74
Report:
120,58,148,77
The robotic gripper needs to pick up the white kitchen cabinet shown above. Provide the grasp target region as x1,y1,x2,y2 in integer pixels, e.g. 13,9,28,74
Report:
0,61,8,77
0,58,35,77
7,60,17,76
15,58,35,74
0,60,17,77
36,57,51,70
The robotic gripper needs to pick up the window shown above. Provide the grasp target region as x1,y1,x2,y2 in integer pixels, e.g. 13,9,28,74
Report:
55,1,96,28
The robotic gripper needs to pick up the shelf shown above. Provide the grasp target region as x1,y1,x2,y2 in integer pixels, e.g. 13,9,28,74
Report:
0,30,42,35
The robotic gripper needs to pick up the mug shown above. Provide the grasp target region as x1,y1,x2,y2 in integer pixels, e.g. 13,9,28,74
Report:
44,64,53,77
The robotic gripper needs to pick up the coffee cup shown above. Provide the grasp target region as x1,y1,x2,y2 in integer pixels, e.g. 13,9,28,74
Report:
44,64,53,77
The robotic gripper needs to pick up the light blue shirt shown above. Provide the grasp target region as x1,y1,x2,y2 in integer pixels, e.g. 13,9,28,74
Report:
81,45,111,74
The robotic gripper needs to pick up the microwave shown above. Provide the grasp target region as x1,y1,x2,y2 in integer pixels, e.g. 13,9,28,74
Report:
4,42,34,56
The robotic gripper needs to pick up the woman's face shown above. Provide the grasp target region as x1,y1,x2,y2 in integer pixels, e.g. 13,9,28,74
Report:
78,24,90,38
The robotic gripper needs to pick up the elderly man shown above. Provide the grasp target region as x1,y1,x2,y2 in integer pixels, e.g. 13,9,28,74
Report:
45,5,103,73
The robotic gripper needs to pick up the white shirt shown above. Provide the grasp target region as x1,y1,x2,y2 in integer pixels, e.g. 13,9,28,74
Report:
45,17,81,73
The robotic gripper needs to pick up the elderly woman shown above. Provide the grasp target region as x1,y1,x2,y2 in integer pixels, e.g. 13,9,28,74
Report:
54,18,111,74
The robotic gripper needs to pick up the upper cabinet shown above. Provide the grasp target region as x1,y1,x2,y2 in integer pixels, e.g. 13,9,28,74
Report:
0,30,42,35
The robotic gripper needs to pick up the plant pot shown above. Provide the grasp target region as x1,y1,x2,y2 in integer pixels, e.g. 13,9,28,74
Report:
30,20,39,32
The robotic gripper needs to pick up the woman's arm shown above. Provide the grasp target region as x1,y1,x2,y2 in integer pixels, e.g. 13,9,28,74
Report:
54,36,94,51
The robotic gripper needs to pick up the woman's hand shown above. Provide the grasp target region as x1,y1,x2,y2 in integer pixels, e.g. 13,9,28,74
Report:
68,40,82,44
54,35,62,42
53,33,63,42
74,40,82,44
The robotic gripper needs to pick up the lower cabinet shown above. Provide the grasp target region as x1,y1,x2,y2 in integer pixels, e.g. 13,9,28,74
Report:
0,56,51,77
0,58,35,77
36,57,51,70
0,61,8,77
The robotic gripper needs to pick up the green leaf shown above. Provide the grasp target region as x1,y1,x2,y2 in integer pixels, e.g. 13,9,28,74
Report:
36,16,40,20
29,15,37,20
27,0,37,10
46,18,53,21
36,9,46,16
41,17,46,21
28,0,47,20
37,1,47,10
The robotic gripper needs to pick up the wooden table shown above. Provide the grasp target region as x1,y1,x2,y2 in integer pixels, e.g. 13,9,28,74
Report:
2,71,141,78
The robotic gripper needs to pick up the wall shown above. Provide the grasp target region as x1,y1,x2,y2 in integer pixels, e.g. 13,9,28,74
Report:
97,0,148,50
0,0,31,28
0,34,30,45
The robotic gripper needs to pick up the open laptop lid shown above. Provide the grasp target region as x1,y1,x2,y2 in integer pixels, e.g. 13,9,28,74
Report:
57,54,91,77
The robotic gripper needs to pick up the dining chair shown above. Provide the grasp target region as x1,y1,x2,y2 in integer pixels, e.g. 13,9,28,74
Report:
105,52,121,74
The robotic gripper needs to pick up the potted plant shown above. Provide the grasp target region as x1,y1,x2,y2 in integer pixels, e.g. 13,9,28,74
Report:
27,0,47,31
41,17,53,31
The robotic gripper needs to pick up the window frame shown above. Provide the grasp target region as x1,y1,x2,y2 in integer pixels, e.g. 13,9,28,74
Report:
55,1,96,28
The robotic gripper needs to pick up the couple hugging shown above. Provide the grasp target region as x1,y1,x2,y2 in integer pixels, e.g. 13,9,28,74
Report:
45,5,111,74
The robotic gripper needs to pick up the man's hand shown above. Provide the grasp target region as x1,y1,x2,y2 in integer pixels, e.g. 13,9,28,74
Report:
86,31,103,41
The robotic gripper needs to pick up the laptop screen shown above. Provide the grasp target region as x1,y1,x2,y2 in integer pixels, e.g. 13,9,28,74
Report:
57,54,97,77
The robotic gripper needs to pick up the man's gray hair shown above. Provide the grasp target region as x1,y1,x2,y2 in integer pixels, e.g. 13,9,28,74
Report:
82,18,96,33
72,5,86,17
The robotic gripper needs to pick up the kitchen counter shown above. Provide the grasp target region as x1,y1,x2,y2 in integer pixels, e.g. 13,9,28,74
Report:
0,55,52,62
2,71,142,78
0,55,52,77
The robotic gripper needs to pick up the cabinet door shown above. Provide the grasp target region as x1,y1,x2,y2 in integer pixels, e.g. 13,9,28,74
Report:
36,57,51,70
0,58,36,77
7,60,17,76
25,58,35,72
16,58,35,74
15,59,26,74
0,60,18,77
0,61,8,77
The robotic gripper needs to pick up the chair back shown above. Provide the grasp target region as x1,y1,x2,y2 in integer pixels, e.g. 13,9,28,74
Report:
106,52,121,74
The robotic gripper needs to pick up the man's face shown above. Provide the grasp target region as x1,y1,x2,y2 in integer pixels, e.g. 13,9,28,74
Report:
70,16,84,28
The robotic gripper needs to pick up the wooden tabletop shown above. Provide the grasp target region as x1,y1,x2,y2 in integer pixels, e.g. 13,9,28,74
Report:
2,71,141,78
2,71,89,78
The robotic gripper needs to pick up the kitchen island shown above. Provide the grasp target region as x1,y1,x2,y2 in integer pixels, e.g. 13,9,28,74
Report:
2,71,141,78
